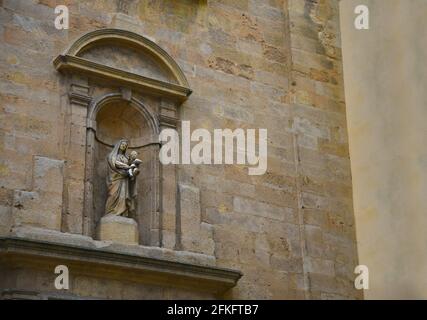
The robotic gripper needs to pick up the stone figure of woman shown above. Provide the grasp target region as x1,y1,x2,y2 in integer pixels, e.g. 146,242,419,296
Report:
105,139,137,218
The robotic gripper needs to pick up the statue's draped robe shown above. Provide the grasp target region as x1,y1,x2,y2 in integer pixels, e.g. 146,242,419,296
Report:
105,140,137,217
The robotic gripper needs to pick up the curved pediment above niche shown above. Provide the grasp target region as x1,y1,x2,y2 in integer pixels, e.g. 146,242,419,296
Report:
78,44,175,84
53,28,192,101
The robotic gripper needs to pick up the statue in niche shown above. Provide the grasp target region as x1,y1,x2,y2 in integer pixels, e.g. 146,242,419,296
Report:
105,139,141,218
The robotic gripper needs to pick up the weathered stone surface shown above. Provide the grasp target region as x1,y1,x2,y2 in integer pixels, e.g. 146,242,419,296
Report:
0,205,12,234
0,0,361,300
179,183,215,256
12,156,64,231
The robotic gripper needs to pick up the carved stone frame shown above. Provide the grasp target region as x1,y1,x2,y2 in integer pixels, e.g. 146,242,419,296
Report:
84,92,161,245
54,28,191,248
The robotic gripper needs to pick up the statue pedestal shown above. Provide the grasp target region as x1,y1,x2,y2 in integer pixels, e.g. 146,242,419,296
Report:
97,215,138,245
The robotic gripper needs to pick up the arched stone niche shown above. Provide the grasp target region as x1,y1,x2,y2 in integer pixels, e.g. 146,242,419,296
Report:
54,29,191,248
87,94,160,246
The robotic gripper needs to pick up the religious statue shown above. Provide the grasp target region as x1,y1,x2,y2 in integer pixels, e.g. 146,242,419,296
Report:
105,139,141,218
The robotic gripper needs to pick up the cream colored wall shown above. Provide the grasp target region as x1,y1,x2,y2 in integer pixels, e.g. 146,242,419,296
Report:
340,0,427,299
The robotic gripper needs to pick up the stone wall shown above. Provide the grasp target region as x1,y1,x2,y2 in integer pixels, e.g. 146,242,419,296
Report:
0,0,361,299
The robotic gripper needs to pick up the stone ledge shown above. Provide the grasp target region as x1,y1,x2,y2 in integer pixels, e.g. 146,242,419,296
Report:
0,231,242,295
7,226,216,266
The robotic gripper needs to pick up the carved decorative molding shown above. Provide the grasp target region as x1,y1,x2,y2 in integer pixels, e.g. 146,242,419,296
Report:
69,92,92,106
159,114,179,128
54,55,192,101
68,81,91,107
0,237,242,295
53,28,192,102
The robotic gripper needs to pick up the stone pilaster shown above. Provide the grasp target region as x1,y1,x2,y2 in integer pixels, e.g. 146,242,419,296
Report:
63,75,92,235
159,99,179,249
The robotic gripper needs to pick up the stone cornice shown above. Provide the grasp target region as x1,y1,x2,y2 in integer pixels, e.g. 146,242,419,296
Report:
53,55,192,101
0,237,242,295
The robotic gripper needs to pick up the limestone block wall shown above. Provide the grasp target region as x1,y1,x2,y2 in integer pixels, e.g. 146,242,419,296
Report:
0,0,361,299
12,156,64,231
